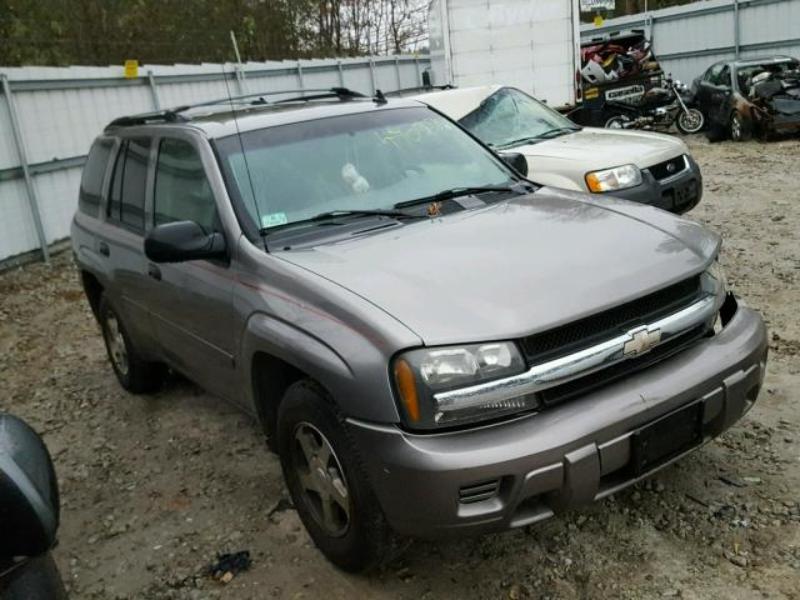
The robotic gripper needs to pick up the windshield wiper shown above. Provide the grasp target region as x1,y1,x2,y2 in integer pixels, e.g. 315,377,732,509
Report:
498,127,581,148
537,126,582,139
393,185,517,209
259,209,423,237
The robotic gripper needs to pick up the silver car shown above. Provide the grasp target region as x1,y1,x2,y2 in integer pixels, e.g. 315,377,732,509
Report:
71,88,767,571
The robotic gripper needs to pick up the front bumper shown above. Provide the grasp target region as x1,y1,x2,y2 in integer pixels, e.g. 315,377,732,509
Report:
348,300,767,538
604,154,703,214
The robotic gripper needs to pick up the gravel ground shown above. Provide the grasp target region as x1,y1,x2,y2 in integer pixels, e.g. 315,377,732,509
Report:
1,135,799,599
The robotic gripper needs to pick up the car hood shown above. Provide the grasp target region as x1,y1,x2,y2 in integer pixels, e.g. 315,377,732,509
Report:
276,188,719,346
515,127,687,170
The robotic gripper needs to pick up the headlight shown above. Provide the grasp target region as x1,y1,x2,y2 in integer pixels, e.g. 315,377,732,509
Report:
702,256,728,316
393,342,536,429
585,164,642,193
707,259,727,293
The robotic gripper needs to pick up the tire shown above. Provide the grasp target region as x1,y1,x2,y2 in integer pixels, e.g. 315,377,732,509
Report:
676,108,705,134
604,114,632,129
1,553,68,600
705,120,727,143
729,111,750,142
98,295,165,393
276,380,395,572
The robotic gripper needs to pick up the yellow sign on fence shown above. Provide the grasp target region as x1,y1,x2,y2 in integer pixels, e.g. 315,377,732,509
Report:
593,14,605,27
124,60,139,79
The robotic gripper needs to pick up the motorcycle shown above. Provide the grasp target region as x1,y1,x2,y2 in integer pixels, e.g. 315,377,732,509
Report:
0,413,67,599
603,76,705,134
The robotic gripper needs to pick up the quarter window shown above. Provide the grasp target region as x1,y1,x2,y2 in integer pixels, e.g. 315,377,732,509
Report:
79,139,113,217
154,138,218,233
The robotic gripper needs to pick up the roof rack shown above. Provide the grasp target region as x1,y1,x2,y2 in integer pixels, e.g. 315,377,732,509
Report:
105,87,367,129
383,84,455,97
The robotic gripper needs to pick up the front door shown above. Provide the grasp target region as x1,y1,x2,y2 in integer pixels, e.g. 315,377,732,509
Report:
146,135,237,401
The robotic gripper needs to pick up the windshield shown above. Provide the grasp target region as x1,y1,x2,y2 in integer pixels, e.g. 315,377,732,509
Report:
459,87,579,148
215,106,514,231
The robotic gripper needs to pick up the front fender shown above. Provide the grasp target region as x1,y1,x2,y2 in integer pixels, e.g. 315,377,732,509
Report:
240,311,403,424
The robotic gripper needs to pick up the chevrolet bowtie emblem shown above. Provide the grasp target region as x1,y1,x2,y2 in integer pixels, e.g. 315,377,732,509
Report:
623,326,662,357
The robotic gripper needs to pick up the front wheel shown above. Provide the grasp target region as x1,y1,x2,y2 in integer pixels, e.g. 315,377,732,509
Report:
676,108,705,134
730,111,750,142
605,114,632,129
276,380,395,572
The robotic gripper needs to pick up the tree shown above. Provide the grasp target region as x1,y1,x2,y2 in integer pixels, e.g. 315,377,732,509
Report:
0,0,428,67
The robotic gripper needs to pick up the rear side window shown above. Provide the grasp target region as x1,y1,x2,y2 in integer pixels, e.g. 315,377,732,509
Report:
79,139,113,217
154,138,218,233
107,138,151,232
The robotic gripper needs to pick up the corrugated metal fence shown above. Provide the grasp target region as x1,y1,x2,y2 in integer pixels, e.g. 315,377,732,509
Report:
581,0,800,83
0,55,430,266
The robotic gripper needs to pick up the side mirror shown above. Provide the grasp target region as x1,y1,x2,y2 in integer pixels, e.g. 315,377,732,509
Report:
500,152,529,177
145,221,227,264
0,414,60,560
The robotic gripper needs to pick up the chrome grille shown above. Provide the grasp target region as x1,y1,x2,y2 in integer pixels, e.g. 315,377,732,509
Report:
521,275,702,364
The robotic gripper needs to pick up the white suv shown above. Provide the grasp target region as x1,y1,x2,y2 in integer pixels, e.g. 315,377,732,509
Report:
414,85,702,214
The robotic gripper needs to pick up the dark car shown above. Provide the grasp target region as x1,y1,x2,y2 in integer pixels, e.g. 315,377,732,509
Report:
693,55,800,141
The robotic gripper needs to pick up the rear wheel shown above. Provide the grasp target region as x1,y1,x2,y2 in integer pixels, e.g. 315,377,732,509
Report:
276,380,395,572
98,296,165,393
676,108,705,134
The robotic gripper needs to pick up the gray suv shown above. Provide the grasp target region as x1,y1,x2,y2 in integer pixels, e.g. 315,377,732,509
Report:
71,88,768,571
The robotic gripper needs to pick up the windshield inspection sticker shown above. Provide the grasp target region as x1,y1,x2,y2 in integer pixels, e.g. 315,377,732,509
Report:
261,212,288,228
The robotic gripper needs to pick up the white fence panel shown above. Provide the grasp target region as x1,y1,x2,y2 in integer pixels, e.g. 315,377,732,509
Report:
0,55,430,266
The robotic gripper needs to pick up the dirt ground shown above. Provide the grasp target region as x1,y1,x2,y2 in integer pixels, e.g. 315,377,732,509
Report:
1,135,799,599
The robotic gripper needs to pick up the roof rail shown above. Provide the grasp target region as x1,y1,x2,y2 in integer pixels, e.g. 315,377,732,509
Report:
106,110,189,129
383,84,455,97
105,87,366,130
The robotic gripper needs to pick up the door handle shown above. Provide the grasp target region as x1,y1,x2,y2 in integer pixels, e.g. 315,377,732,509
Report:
148,263,162,281
98,241,110,257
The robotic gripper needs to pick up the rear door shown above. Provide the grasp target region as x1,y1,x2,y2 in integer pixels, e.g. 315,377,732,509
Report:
95,136,160,356
146,133,237,401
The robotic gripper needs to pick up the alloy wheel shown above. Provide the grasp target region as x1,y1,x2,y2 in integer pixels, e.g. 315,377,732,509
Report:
103,313,129,376
291,422,351,537
731,114,743,141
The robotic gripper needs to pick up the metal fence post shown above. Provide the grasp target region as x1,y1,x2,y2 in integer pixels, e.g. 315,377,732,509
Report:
394,56,402,90
733,0,741,59
0,74,50,263
147,70,160,110
369,59,377,94
337,60,345,87
296,60,305,90
234,66,248,95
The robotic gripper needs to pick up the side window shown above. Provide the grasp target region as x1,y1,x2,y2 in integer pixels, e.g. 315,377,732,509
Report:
79,139,113,217
717,65,731,88
154,138,218,233
107,137,150,233
78,139,114,217
704,64,723,83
